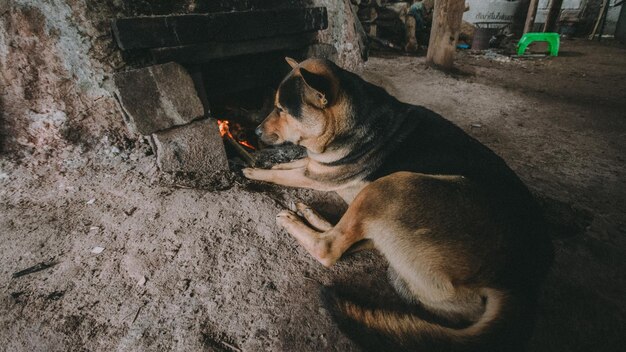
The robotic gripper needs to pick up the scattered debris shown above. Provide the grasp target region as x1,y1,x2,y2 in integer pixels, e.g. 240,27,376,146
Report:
471,123,483,128
483,50,511,63
202,332,243,352
131,302,147,324
131,307,142,324
10,291,27,303
368,34,403,51
46,291,65,301
124,207,138,216
12,261,59,278
137,276,147,286
221,341,242,352
91,246,105,254
511,54,548,59
86,198,96,205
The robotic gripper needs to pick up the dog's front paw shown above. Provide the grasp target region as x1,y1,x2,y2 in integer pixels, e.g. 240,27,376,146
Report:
243,168,264,181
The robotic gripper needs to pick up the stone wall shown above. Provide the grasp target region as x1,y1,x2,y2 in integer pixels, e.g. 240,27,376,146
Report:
0,0,363,158
0,0,128,156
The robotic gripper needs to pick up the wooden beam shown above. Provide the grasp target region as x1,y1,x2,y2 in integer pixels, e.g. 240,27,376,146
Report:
542,0,564,33
426,0,465,69
597,0,612,41
151,33,315,64
589,0,610,39
524,0,540,34
112,7,328,50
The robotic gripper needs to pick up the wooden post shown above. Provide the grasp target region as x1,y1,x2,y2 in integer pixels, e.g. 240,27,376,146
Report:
426,0,465,69
597,0,612,41
542,0,564,33
589,0,610,40
524,0,540,34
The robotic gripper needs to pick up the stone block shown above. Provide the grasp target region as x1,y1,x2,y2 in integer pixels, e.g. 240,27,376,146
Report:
152,118,228,174
114,62,204,135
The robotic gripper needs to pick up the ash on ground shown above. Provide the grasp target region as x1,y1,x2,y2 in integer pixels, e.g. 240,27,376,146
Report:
251,144,307,169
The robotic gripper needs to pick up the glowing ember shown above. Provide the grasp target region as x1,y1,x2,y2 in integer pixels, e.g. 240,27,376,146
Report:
217,119,255,150
238,140,255,150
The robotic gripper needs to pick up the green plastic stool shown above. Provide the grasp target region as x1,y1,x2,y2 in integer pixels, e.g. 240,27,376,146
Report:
517,32,560,56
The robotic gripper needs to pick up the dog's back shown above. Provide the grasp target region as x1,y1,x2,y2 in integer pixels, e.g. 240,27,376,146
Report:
320,62,554,349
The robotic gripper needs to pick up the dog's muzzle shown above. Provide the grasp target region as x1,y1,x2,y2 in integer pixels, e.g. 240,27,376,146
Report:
255,124,280,145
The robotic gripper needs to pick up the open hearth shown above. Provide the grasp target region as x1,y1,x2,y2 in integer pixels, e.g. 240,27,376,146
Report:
111,5,339,187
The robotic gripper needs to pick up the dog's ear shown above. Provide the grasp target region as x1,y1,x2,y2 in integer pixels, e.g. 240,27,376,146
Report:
300,68,332,109
285,57,299,68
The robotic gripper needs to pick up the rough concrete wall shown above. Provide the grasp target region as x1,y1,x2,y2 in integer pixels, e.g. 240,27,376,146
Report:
0,0,128,157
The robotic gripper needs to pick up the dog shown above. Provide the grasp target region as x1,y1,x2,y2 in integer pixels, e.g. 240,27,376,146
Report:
243,57,553,351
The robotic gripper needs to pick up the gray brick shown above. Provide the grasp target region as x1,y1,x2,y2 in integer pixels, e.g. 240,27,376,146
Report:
152,119,228,174
114,62,204,135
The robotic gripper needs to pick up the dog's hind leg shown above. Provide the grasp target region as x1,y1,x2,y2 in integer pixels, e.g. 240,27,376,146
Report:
344,240,375,256
276,199,368,267
388,266,419,305
296,202,332,231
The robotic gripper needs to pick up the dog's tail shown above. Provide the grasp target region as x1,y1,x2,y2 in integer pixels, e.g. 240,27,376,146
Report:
323,287,527,352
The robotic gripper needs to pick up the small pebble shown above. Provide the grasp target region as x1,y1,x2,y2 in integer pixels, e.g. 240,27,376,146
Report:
137,276,146,286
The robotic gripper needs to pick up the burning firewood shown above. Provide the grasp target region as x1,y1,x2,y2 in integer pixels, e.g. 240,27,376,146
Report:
217,119,256,167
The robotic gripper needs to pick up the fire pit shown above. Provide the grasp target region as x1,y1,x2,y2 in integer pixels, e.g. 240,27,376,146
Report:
111,5,331,186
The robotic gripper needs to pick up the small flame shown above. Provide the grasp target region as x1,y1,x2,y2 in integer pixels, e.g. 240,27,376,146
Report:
217,119,255,150
217,119,231,138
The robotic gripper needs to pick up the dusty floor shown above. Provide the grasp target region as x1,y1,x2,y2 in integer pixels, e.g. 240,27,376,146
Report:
1,39,625,351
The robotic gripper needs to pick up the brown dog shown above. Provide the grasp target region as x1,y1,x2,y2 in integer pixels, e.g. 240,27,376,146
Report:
243,58,553,351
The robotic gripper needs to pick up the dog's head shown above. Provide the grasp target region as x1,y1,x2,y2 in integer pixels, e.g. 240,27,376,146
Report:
255,57,343,154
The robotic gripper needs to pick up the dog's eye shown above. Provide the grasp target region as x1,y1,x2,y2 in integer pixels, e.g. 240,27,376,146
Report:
276,106,284,113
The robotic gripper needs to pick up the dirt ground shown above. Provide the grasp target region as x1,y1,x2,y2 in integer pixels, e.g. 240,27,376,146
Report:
1,39,625,351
